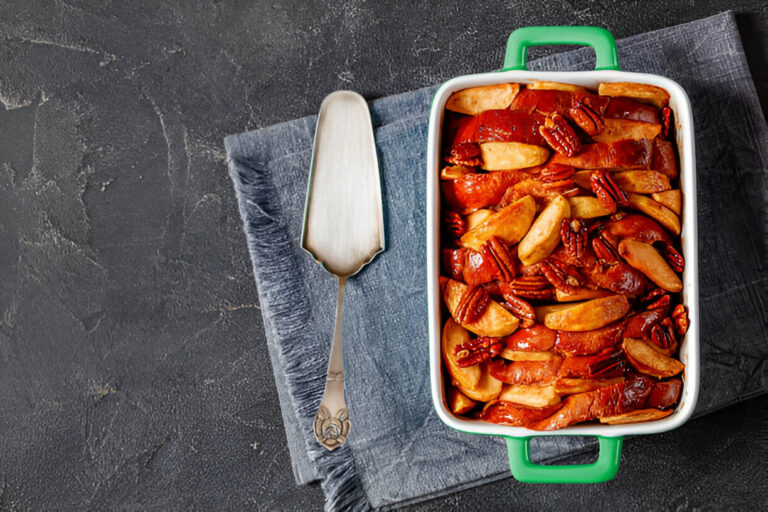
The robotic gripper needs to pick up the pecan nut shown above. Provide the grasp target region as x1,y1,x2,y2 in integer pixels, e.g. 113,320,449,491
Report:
499,287,536,328
591,232,620,265
569,101,604,136
503,275,554,300
590,170,629,213
586,350,626,377
454,286,491,325
539,164,575,183
540,257,583,293
671,304,689,335
443,211,466,240
660,106,673,139
539,113,582,157
560,217,588,263
445,142,482,167
650,318,678,354
637,287,671,312
657,242,685,273
481,236,517,283
454,336,504,367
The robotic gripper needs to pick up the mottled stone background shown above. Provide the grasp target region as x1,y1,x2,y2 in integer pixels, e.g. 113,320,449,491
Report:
0,1,765,510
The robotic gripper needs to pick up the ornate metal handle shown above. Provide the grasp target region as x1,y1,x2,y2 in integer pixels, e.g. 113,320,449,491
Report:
313,276,351,450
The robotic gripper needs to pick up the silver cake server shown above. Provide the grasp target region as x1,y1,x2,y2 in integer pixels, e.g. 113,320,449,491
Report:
301,91,384,451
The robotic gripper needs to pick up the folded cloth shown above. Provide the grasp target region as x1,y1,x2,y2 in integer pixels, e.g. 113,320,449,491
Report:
225,11,767,511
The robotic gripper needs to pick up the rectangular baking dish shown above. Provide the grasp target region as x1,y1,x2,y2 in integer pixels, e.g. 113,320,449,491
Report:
426,26,699,483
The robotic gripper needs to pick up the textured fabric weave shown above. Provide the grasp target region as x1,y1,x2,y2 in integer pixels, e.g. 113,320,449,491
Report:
225,11,767,510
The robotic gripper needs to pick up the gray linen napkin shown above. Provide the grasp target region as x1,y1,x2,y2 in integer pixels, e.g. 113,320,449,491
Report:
225,11,767,511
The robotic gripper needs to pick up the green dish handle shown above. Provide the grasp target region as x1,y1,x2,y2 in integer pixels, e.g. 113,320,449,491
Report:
503,26,619,71
506,436,622,483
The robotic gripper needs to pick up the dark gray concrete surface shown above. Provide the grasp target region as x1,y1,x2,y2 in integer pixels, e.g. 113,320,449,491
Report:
0,1,765,510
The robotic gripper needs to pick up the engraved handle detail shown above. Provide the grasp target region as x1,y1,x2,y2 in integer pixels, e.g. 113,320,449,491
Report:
313,276,350,450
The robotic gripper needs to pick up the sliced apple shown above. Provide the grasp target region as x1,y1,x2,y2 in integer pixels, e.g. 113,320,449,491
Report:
622,337,685,378
612,171,671,194
458,362,503,402
465,209,495,231
618,239,683,293
446,83,520,115
598,82,670,108
460,195,536,251
627,193,681,235
555,287,612,302
441,318,481,390
544,295,630,332
479,141,550,171
651,189,682,215
592,118,661,143
440,165,473,180
567,196,611,218
498,384,561,408
527,80,588,93
518,194,570,266
599,408,674,424
535,302,585,323
440,278,520,337
555,377,625,395
573,171,593,189
448,387,477,415
501,350,559,362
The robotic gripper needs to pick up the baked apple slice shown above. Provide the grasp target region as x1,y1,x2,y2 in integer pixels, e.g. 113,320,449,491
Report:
498,383,561,408
458,362,503,402
544,295,630,332
591,118,661,143
527,80,588,93
518,194,571,266
599,408,674,424
567,196,612,218
618,239,683,292
622,337,685,378
446,83,520,115
441,318,481,390
480,400,563,427
447,387,477,414
612,171,671,194
555,377,624,395
479,141,550,170
627,193,681,235
500,350,559,361
460,195,536,251
555,287,612,302
598,82,670,108
534,302,584,323
440,277,520,337
651,189,682,215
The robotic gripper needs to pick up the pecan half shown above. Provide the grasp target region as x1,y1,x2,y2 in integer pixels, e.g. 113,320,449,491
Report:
539,164,576,183
539,113,582,157
569,101,604,136
481,236,517,283
590,170,629,213
637,287,671,312
561,218,588,263
443,211,466,240
454,336,504,367
446,142,482,167
504,275,554,300
657,242,685,273
671,304,689,335
540,257,583,293
660,106,673,139
499,286,536,328
650,318,677,353
454,286,491,325
591,232,620,265
587,350,626,377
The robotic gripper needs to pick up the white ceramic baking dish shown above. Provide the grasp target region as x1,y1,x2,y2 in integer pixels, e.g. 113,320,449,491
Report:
426,26,699,483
